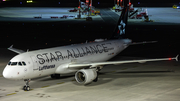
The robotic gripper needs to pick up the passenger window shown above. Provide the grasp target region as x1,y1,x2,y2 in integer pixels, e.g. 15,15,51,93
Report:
18,62,22,66
11,62,17,66
22,61,26,66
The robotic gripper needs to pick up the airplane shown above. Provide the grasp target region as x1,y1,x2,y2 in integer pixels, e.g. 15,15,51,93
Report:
2,6,178,91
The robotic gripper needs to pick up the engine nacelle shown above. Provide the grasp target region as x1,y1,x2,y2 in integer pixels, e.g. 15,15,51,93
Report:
75,69,97,85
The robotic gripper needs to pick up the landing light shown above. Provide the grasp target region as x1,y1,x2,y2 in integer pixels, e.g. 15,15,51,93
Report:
169,58,172,60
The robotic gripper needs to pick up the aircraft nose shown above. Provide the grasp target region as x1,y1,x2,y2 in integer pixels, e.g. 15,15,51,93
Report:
3,66,12,79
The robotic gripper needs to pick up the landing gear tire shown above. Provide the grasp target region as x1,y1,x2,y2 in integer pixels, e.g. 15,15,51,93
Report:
93,72,99,82
93,76,98,82
23,86,30,91
51,74,55,79
23,86,26,90
23,79,31,91
26,86,30,91
51,74,60,79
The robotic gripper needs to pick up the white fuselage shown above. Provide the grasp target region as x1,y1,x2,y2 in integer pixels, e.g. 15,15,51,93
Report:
2,39,131,80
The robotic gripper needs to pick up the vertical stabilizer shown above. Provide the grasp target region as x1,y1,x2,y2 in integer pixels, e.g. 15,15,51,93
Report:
111,6,129,39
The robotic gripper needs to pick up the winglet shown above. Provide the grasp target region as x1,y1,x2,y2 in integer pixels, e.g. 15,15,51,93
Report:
175,54,179,61
8,45,25,54
9,45,13,48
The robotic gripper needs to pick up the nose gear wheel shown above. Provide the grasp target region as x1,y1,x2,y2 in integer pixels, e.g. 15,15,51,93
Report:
23,79,31,91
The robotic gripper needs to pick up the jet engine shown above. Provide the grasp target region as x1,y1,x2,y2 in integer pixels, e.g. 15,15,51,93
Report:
75,69,97,85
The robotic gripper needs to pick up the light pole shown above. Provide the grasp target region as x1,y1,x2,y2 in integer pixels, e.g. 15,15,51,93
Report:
78,0,81,18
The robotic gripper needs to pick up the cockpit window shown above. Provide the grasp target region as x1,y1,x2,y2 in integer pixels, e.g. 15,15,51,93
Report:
8,62,11,65
18,62,22,66
22,61,26,66
11,62,17,66
8,61,26,66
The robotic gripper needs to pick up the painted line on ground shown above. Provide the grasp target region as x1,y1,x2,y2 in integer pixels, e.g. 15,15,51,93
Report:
57,82,64,84
41,85,50,88
25,89,33,91
6,93,16,96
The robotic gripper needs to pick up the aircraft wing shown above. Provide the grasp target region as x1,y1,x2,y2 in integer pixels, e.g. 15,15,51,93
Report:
8,45,25,54
68,55,178,69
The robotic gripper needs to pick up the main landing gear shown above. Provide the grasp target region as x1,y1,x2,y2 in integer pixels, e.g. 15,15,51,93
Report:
23,79,31,91
51,74,61,79
93,71,99,82
93,66,102,82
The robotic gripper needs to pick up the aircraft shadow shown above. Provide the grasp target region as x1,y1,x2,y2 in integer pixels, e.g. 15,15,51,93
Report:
29,70,174,90
74,70,174,87
115,70,174,74
37,75,74,81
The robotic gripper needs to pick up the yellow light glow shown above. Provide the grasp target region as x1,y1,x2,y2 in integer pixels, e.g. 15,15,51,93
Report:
27,0,33,3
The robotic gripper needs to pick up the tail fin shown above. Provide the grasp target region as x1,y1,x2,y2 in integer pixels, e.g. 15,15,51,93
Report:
111,6,129,39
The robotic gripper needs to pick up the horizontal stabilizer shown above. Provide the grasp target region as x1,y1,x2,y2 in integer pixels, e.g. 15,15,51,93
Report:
130,41,157,45
8,45,25,54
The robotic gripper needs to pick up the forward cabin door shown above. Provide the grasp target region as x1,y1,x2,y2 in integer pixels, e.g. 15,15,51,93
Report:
30,56,39,71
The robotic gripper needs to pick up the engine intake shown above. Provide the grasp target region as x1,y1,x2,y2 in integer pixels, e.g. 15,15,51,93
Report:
75,69,97,85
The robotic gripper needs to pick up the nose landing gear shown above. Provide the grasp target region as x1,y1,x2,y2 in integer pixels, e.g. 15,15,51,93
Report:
23,79,31,91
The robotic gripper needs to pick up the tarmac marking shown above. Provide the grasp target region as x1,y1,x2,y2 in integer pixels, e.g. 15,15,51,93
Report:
41,85,50,88
133,66,138,68
100,9,117,23
6,93,16,96
57,82,64,84
121,68,127,70
24,89,33,92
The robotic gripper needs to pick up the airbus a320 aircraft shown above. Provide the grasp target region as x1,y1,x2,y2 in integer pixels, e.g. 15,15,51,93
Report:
2,6,178,91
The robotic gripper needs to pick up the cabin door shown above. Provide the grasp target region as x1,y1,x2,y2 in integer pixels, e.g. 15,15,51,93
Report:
30,56,39,71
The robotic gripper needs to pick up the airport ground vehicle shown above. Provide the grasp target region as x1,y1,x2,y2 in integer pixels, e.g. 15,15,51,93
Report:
173,5,180,9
